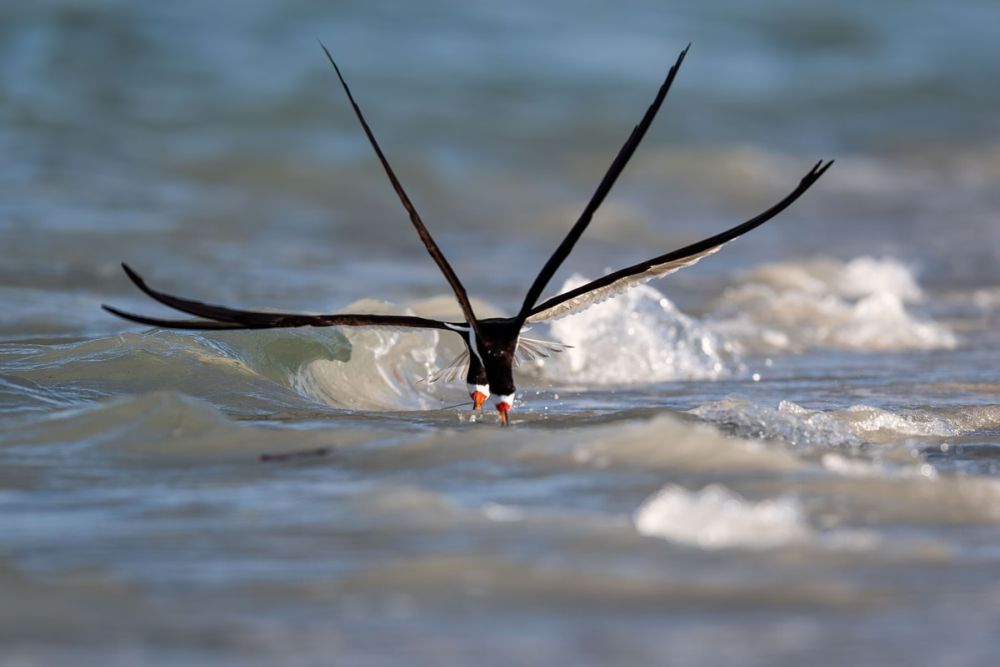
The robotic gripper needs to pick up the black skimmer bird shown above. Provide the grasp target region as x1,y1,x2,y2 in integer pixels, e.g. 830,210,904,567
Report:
104,44,832,424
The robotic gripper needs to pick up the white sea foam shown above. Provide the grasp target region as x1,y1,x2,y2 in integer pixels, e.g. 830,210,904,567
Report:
836,256,924,302
539,275,729,385
527,256,952,388
634,484,812,549
820,453,938,480
708,257,956,353
837,405,957,441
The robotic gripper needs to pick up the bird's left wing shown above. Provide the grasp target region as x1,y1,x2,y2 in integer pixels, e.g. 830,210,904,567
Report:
527,160,833,324
105,264,454,332
102,305,451,332
319,44,484,342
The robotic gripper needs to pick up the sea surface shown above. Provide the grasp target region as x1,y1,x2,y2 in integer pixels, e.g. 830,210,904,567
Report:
1,2,999,665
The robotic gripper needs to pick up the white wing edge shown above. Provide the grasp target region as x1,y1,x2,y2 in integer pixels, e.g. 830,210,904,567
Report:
525,244,724,324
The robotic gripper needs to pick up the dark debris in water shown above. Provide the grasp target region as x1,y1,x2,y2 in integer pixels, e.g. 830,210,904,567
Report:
259,446,333,463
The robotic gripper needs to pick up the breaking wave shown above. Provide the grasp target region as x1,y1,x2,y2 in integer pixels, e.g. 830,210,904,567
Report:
213,256,960,401
232,299,464,411
537,276,731,385
24,257,958,413
528,256,955,387
707,256,957,353
690,399,971,450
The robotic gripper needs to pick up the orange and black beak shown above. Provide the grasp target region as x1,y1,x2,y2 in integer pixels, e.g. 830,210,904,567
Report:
471,390,488,410
496,401,511,426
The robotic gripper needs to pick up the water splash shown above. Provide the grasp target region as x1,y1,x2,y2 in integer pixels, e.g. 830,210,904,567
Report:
690,399,862,449
539,275,730,385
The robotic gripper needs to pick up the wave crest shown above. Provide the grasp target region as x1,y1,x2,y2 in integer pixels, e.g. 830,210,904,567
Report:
709,257,956,353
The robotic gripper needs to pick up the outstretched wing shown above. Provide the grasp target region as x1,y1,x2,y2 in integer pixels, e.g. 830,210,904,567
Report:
105,264,454,331
515,44,690,325
319,44,483,342
527,160,834,324
102,305,451,332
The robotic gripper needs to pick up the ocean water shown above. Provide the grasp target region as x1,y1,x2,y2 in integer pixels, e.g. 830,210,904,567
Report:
2,1,999,665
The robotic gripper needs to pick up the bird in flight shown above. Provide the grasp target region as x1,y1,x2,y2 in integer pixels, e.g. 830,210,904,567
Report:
104,44,832,424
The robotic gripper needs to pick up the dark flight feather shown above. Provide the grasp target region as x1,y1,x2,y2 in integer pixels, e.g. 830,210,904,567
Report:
319,43,484,342
527,160,834,323
515,44,690,325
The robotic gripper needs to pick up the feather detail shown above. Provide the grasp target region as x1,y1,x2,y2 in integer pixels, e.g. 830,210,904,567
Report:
514,335,573,365
426,349,470,384
526,245,722,323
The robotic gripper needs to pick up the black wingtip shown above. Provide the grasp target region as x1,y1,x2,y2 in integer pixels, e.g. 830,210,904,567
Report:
672,44,690,70
812,159,834,180
317,40,345,81
102,304,137,322
118,262,149,292
103,303,140,319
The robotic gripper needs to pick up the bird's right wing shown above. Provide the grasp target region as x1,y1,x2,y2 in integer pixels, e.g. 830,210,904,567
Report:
527,160,833,324
515,44,690,325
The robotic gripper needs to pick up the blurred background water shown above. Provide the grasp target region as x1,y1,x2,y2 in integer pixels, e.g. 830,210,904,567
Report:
1,1,999,665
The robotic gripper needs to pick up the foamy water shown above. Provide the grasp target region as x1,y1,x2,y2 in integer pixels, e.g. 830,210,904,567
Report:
634,484,814,549
3,2,1000,665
